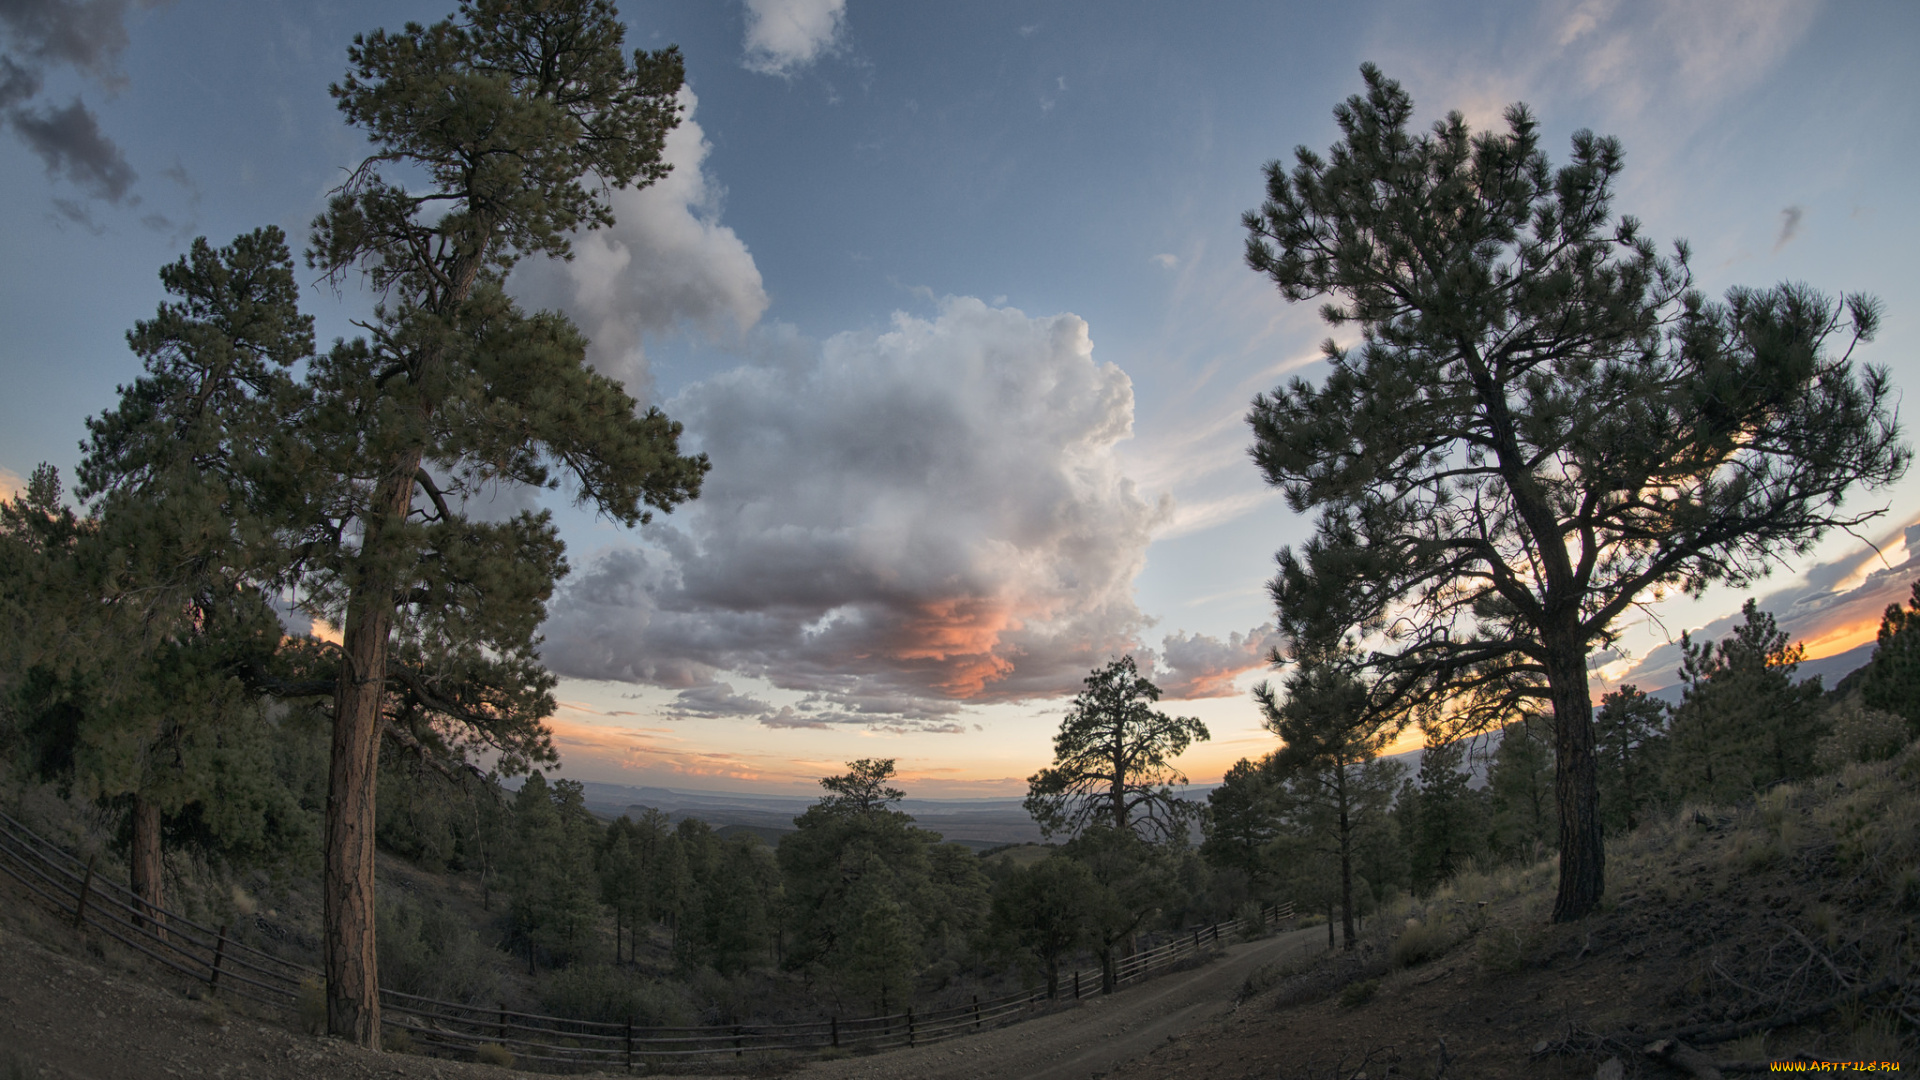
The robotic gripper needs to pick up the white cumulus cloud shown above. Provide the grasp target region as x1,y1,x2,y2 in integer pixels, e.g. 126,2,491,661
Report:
740,0,846,77
542,298,1171,729
511,88,767,403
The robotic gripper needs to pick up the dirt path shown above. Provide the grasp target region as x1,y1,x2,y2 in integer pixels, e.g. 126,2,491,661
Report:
793,927,1323,1080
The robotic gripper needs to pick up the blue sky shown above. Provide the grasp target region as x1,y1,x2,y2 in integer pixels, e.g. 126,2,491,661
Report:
2,0,1917,795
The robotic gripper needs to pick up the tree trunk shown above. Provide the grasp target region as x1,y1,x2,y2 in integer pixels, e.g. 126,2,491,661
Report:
323,458,419,1049
129,794,165,941
1335,762,1356,951
1547,637,1604,922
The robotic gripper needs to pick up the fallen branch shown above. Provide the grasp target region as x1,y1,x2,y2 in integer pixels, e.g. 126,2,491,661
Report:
1652,976,1901,1045
1643,1037,1722,1079
1780,922,1853,991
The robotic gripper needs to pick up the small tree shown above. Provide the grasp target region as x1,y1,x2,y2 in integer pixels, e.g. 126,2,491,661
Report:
1405,734,1485,895
1201,757,1280,893
1025,656,1210,842
1486,718,1557,862
1593,686,1668,833
991,855,1096,998
1665,601,1825,802
1244,66,1906,920
1258,652,1404,949
1065,825,1176,993
1860,580,1920,736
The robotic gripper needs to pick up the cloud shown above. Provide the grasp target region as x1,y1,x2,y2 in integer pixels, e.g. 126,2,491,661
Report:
511,89,767,402
1370,0,1817,164
0,466,23,500
10,95,132,200
1154,624,1284,700
740,0,846,77
1613,515,1920,692
1774,204,1804,253
0,0,152,206
666,682,773,720
542,297,1170,728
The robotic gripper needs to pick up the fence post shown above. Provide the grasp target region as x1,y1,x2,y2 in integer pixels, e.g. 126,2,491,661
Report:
734,1024,743,1057
625,1019,634,1075
1193,927,1201,955
1073,970,1080,1000
72,854,96,929
972,994,980,1030
907,1008,915,1048
498,1003,507,1044
209,924,228,995
830,1015,838,1048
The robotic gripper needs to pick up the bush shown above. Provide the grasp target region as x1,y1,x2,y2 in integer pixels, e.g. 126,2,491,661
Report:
537,964,690,1026
376,895,500,1004
474,1043,514,1068
295,977,326,1036
1816,702,1910,772
1337,978,1378,1008
1475,925,1542,977
1388,918,1454,968
383,1025,416,1055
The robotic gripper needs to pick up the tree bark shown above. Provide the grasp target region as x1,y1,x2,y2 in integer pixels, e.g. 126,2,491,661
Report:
129,793,165,941
1335,761,1356,951
323,456,420,1049
1548,636,1604,922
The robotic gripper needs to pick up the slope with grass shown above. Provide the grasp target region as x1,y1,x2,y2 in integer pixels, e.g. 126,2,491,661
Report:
1095,745,1920,1079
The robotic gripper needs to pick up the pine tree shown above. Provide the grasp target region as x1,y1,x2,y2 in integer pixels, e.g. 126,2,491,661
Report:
1593,686,1668,832
1257,649,1405,950
1486,718,1557,862
1405,735,1486,894
1666,601,1826,802
1025,657,1210,842
1860,580,1920,735
1244,65,1907,920
288,1,704,1041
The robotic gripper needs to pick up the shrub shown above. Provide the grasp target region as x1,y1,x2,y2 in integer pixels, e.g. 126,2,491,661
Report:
475,1043,514,1067
295,977,326,1036
1389,918,1453,968
537,963,690,1026
1337,978,1378,1008
1475,925,1542,977
1816,702,1910,772
377,895,500,1004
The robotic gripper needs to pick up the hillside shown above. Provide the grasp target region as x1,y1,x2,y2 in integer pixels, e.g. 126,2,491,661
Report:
1104,746,1920,1078
6,745,1915,1079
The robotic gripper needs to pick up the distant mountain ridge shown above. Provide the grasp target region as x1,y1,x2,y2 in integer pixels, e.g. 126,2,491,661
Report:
571,780,1044,851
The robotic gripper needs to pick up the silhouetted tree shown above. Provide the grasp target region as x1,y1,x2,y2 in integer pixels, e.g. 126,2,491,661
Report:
1666,601,1825,802
1026,656,1210,842
1244,65,1906,919
1593,686,1668,832
1860,580,1920,736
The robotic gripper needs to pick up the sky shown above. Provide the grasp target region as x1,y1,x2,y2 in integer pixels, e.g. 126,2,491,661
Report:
1,0,1917,798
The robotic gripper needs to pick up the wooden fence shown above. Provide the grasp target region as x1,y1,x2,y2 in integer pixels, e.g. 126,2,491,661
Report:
0,806,1292,1070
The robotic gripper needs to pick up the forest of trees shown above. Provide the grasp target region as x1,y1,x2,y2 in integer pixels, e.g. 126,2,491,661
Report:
1203,597,1920,951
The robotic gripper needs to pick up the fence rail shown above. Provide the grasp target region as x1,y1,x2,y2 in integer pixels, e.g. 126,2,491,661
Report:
0,807,1291,1071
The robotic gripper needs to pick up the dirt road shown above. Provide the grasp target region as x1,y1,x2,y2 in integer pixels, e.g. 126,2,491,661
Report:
794,926,1323,1080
